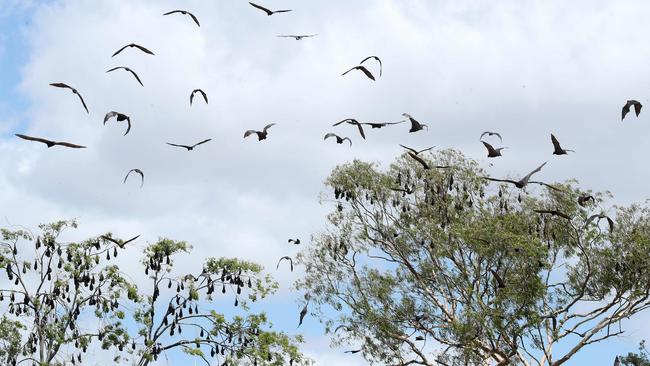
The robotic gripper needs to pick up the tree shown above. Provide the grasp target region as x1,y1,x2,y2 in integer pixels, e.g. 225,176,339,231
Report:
621,340,650,366
296,149,650,366
0,220,308,366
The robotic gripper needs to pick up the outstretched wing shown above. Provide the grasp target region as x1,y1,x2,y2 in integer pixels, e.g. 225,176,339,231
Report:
49,82,72,90
407,152,430,170
551,134,562,151
187,11,201,27
123,234,141,245
481,140,497,155
163,10,183,16
399,144,418,155
324,133,337,141
342,66,375,81
354,122,366,139
273,9,292,14
124,169,134,184
633,100,643,117
15,134,52,146
359,55,382,76
262,123,276,132
276,256,293,271
133,44,154,55
55,141,87,149
198,89,208,104
622,101,632,120
104,111,118,124
126,68,144,87
166,142,190,149
193,139,212,147
244,130,258,138
520,162,547,184
75,92,89,113
111,44,129,57
123,117,131,136
342,137,352,147
333,118,357,126
249,2,273,15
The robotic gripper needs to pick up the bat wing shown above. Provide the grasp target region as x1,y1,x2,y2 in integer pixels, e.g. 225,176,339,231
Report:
244,130,258,138
104,111,117,124
15,134,52,145
482,140,497,155
263,123,276,132
126,68,144,86
123,234,141,245
123,117,131,136
199,89,208,104
194,139,212,147
188,12,200,27
249,2,273,15
408,152,429,170
75,92,89,114
342,137,352,147
360,55,382,76
55,141,87,148
324,133,337,141
166,142,189,149
354,122,366,139
521,162,547,183
356,66,375,81
399,144,418,155
333,118,355,126
133,44,154,55
551,134,562,151
634,101,642,116
49,82,72,89
111,44,129,57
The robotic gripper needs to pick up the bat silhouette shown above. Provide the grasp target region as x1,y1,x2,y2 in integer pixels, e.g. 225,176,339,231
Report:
163,10,200,27
324,133,352,146
106,66,144,87
402,113,427,133
104,111,131,136
249,2,292,16
276,256,293,271
112,43,154,57
244,123,276,141
481,141,507,158
359,55,382,77
101,234,141,248
190,89,208,106
277,34,317,40
551,134,574,155
622,100,642,120
166,139,212,151
123,169,144,188
15,134,86,149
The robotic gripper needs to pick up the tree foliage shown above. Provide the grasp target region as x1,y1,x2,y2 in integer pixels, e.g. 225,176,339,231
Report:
296,150,650,366
0,220,308,366
621,340,650,366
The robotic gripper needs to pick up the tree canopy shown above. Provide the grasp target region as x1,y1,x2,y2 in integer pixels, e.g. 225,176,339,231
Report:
0,220,308,366
296,150,650,366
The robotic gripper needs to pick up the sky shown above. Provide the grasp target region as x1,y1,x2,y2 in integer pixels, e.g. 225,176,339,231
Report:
1,0,650,365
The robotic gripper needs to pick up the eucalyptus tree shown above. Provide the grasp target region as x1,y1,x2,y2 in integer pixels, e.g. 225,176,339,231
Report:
296,149,650,366
0,220,307,366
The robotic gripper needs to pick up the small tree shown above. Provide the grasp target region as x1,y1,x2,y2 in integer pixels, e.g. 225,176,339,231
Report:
296,150,650,366
0,220,307,366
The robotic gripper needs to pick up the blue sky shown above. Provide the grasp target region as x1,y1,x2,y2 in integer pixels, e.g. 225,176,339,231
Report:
2,1,650,365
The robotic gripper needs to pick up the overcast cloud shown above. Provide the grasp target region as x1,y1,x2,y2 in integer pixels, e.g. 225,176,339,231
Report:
2,0,650,364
